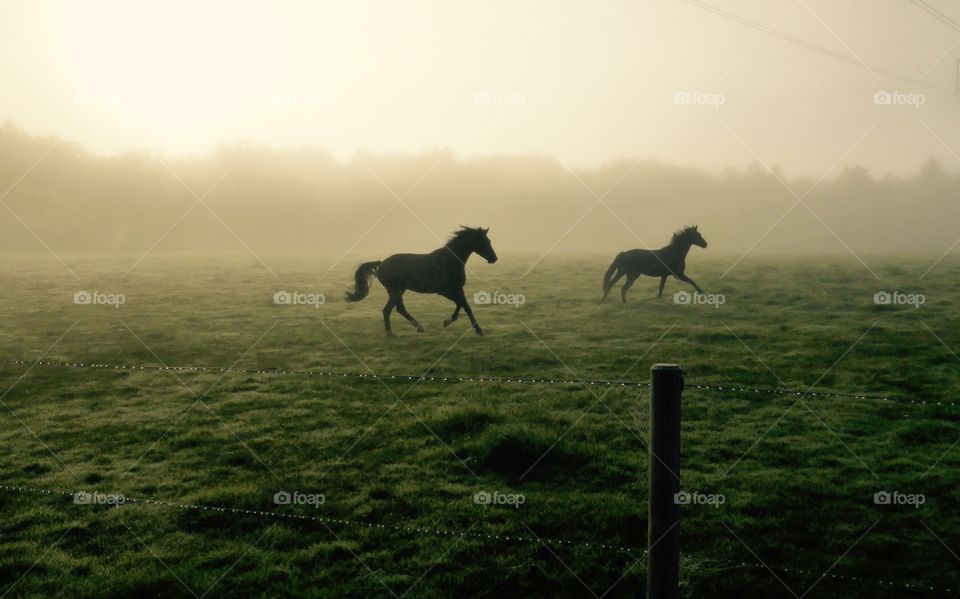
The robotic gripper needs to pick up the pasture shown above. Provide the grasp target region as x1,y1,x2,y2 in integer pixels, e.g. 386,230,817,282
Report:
1,253,958,597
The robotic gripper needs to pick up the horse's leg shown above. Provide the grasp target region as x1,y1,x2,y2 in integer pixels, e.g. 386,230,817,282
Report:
620,274,639,304
604,269,624,301
443,305,461,327
455,290,483,336
658,275,667,299
677,273,703,294
382,295,397,336
395,295,424,332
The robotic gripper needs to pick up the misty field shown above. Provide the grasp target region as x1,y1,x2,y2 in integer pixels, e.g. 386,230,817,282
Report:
1,254,958,598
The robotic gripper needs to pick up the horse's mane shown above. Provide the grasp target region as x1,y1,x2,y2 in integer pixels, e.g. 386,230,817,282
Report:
445,226,482,247
671,226,698,245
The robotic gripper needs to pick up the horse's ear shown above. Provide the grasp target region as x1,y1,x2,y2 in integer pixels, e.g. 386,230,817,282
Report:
483,227,489,234
694,225,698,230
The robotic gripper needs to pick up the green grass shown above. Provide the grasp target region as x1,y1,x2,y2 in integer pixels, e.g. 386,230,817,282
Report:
1,253,959,597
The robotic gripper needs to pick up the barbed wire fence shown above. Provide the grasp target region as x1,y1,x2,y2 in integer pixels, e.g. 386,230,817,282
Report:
2,358,955,406
0,482,951,595
1,357,957,595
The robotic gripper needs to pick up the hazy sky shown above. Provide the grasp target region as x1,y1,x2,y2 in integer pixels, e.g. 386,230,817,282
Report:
2,0,960,176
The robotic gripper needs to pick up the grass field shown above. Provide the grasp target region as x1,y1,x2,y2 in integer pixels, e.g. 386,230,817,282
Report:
1,253,958,598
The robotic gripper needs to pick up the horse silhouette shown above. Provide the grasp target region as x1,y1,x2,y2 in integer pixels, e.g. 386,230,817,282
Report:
345,227,498,335
602,226,707,303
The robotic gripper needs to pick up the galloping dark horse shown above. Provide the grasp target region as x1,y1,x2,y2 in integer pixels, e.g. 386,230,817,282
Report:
345,227,498,335
602,226,708,303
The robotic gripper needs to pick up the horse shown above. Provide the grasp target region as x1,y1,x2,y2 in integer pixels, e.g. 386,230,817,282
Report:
602,226,708,303
345,227,498,336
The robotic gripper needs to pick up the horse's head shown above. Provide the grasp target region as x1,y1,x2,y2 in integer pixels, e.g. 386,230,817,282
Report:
448,226,498,263
675,225,708,249
473,227,498,263
690,226,707,248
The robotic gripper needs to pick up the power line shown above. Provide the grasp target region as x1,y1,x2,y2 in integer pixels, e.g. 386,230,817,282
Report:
683,0,955,95
911,0,960,33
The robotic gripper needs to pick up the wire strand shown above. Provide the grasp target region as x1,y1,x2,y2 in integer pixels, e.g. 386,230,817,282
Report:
1,484,950,594
2,358,955,407
715,560,953,595
0,483,638,554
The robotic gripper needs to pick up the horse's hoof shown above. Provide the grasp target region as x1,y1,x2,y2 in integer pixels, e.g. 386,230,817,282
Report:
475,327,484,337
443,319,453,327
386,331,395,337
416,326,425,333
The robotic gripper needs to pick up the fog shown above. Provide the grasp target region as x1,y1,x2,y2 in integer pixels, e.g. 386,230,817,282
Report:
4,1,960,174
1,1,959,261
1,124,956,259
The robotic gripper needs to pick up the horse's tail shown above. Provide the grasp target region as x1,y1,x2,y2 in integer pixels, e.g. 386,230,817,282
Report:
344,261,382,302
603,252,624,295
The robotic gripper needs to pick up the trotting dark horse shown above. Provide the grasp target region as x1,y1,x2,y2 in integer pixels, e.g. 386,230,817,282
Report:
345,227,498,336
602,226,708,303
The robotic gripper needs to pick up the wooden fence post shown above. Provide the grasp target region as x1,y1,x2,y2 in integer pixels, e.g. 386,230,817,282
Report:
647,364,683,599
